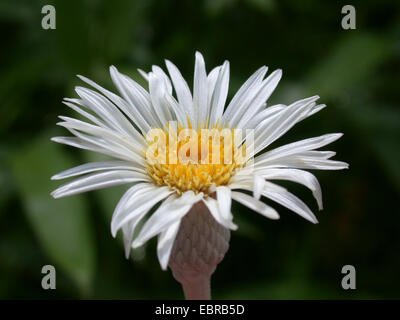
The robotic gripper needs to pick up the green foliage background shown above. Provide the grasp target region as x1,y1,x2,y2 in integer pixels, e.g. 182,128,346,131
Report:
1,0,399,299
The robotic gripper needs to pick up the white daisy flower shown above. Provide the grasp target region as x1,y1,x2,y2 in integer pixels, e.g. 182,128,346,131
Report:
51,52,348,299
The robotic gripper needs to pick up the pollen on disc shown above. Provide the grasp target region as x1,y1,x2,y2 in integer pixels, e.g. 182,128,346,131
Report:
145,125,246,195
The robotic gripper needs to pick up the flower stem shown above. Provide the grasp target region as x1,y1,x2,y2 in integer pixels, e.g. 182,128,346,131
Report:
180,276,211,300
168,201,230,300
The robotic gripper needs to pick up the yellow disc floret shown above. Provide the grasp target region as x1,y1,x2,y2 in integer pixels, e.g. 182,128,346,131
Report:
145,122,246,195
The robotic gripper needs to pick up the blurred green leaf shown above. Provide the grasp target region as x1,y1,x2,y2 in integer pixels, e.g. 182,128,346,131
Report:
97,0,145,61
246,0,275,13
205,0,236,14
305,33,391,99
219,277,346,299
340,102,400,192
371,132,400,193
9,132,96,295
0,170,13,215
1,0,399,299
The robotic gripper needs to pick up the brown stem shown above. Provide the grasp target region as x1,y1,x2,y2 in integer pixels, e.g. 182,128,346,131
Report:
168,201,230,300
180,276,211,300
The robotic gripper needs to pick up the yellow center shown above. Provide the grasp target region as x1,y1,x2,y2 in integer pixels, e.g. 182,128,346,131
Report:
145,124,245,195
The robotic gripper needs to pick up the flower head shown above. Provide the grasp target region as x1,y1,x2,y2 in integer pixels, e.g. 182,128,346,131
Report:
51,52,348,269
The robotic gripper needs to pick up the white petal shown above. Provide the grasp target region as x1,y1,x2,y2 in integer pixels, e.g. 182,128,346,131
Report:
53,131,143,163
51,170,148,199
119,72,164,126
244,102,324,132
202,197,238,230
236,69,282,129
216,186,232,221
222,66,268,125
163,92,188,125
165,59,194,119
57,118,144,165
77,75,147,140
228,178,318,223
193,51,209,126
305,103,326,119
113,184,158,253
207,66,221,108
257,152,348,171
256,151,337,169
57,116,144,154
228,178,254,191
51,161,145,180
122,219,137,258
263,181,318,223
255,133,343,166
148,72,172,124
53,129,141,164
63,101,105,128
111,186,174,237
120,183,167,255
244,104,285,129
231,191,279,220
157,219,181,270
253,175,265,200
255,168,323,210
299,151,337,159
253,96,319,155
132,191,203,248
209,61,230,127
51,136,104,154
137,68,149,82
74,86,135,136
273,157,349,170
152,65,173,94
109,66,156,131
111,184,154,226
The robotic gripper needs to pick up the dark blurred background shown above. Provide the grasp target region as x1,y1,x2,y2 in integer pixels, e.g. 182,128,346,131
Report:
1,0,399,299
